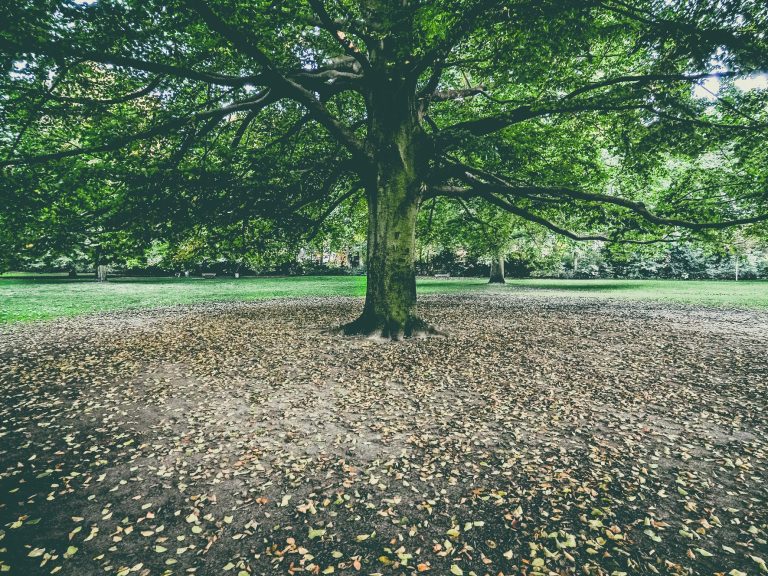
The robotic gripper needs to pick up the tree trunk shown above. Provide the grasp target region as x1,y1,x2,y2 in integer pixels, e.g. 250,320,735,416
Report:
340,88,436,339
489,252,506,284
341,165,435,338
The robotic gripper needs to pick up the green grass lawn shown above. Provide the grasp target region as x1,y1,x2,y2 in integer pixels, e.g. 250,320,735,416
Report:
1,275,766,323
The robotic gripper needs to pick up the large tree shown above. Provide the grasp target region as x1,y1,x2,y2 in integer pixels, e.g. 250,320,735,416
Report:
2,0,767,337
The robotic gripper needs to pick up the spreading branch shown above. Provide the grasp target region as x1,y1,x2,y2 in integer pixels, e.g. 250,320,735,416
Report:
0,94,272,167
562,71,745,100
430,185,681,244
597,0,768,64
427,161,768,241
0,37,262,87
183,0,372,164
306,186,363,241
426,87,487,103
408,0,500,82
440,102,646,138
307,0,371,72
440,94,767,140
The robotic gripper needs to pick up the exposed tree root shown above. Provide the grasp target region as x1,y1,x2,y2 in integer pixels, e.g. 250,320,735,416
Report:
335,314,443,340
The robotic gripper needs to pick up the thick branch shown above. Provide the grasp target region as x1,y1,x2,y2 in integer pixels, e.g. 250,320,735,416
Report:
306,186,363,241
429,185,678,244
1,95,271,167
439,163,768,232
524,185,768,230
427,87,487,102
184,0,372,164
441,97,766,140
307,0,371,71
50,75,165,105
563,71,744,100
408,0,499,82
0,37,261,87
230,108,261,150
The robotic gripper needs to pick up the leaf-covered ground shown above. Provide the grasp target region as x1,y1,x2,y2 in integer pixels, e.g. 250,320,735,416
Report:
1,294,766,576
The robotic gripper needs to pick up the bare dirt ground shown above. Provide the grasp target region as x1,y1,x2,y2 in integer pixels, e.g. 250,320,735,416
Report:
1,293,766,576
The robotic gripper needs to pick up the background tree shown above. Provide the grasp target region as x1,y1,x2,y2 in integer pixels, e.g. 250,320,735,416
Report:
419,197,545,282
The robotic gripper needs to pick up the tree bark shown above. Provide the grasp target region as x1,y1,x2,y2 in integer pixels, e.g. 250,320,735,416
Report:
342,183,421,337
340,83,436,339
489,252,505,283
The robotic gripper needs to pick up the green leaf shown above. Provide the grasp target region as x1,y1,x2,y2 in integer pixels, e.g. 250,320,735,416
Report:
308,527,326,540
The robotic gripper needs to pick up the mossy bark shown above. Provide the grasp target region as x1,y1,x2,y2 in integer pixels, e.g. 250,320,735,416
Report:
340,82,436,339
341,182,425,338
489,252,506,283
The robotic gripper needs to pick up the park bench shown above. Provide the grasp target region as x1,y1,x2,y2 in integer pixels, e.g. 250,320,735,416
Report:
434,273,450,279
202,273,217,279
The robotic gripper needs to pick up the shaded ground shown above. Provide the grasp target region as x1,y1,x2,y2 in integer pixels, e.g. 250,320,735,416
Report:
1,293,766,576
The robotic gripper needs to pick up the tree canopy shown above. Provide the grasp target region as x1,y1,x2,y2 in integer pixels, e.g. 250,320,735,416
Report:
2,0,767,335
